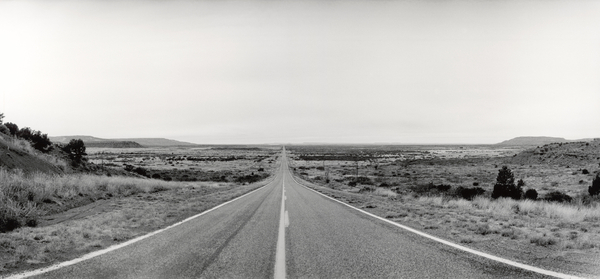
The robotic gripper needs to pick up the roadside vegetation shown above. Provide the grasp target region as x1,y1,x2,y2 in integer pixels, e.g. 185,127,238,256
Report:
0,175,272,273
287,142,600,276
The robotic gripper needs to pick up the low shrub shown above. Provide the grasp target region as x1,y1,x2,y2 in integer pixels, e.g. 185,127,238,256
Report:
358,186,374,193
235,173,268,184
543,191,573,203
524,189,538,200
411,182,452,196
355,176,373,185
451,186,485,200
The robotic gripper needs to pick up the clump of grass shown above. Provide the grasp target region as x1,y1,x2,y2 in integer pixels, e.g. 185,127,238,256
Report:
0,168,177,232
373,187,398,198
530,234,559,246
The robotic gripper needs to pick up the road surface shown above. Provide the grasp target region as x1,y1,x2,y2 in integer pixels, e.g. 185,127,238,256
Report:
23,150,554,278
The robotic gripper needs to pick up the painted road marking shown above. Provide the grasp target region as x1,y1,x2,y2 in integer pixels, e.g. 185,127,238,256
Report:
274,180,286,279
289,174,585,279
4,183,272,279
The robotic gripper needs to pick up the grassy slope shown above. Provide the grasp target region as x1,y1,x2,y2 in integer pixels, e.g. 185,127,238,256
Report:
0,137,65,175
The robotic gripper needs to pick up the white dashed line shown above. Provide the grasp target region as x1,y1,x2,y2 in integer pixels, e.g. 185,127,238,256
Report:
274,179,286,279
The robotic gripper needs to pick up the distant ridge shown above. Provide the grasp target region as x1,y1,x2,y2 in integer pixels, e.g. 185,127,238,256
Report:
50,135,110,143
112,138,196,147
497,136,594,146
85,141,143,148
50,136,196,147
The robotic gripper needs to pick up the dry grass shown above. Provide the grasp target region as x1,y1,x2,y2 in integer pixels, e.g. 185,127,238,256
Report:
373,187,398,198
0,168,177,232
0,136,68,170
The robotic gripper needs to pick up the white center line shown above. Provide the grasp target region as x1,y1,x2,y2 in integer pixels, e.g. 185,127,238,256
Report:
274,179,286,279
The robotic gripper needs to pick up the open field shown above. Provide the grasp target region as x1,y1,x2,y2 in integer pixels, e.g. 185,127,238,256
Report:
286,143,600,276
87,146,279,183
0,146,280,275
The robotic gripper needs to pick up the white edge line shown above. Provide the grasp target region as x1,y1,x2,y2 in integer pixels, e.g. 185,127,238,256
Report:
4,183,271,279
288,173,586,279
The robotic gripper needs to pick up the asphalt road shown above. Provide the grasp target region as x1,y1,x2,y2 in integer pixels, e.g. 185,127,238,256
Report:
26,151,554,279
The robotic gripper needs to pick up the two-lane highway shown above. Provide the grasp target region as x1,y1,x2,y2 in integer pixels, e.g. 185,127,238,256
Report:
14,149,564,278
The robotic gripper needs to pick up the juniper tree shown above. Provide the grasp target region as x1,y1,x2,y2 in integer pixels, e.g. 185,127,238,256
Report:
589,173,600,196
491,166,523,200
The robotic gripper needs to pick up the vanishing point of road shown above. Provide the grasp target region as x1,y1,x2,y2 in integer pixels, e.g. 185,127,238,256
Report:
14,149,566,279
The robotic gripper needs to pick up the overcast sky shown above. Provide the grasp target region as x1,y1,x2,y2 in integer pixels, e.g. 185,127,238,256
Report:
1,1,599,144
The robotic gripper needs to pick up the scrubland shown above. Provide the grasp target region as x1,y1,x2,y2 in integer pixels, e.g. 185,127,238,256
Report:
286,142,600,276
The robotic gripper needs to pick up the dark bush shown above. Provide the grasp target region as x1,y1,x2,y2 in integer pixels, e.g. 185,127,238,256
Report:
124,164,135,172
4,122,18,136
0,217,20,233
355,176,373,185
358,186,374,193
0,125,9,135
543,191,572,203
411,182,451,195
30,131,52,152
16,127,33,140
348,181,357,187
133,167,148,177
14,127,52,152
151,173,161,179
589,173,600,196
491,166,523,200
452,186,485,200
26,218,38,227
63,139,87,164
235,173,267,184
582,169,590,175
524,189,538,200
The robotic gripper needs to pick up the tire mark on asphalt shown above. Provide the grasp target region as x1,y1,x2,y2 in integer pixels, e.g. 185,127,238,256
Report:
196,185,274,276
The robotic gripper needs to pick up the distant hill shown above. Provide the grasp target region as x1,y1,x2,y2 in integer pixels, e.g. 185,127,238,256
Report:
504,139,600,166
497,136,595,146
85,141,144,148
111,138,196,147
50,136,196,147
50,135,110,143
